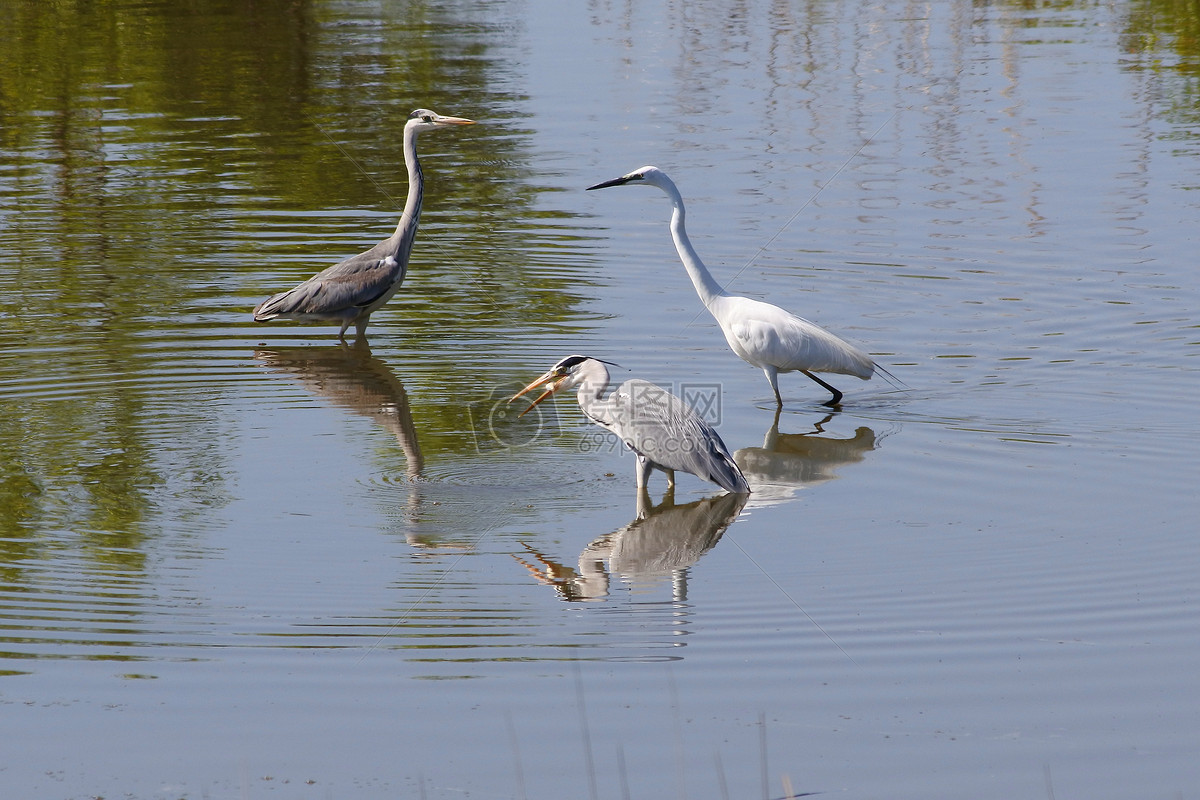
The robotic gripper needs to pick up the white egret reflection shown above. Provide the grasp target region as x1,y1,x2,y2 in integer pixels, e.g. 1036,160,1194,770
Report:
734,411,879,506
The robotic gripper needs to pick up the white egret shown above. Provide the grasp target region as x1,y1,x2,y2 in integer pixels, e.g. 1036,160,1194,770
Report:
511,355,750,494
253,109,475,342
588,166,894,406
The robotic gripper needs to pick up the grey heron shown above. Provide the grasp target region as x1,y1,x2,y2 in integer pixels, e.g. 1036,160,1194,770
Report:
588,166,895,406
510,355,750,494
253,109,475,342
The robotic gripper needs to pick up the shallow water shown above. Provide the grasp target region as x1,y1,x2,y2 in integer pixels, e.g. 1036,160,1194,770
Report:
2,0,1199,798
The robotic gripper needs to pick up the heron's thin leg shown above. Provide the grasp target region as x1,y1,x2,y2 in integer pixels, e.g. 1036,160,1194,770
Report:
635,455,652,490
664,468,676,489
354,315,370,342
801,370,843,406
635,487,652,520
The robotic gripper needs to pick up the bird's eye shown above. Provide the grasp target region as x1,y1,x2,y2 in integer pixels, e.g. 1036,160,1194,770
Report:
422,115,433,123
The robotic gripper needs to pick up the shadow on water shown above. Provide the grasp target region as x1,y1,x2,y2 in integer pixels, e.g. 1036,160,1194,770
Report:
513,489,748,602
734,409,879,506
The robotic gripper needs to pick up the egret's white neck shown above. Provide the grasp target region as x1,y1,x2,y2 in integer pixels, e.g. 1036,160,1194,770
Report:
662,181,728,310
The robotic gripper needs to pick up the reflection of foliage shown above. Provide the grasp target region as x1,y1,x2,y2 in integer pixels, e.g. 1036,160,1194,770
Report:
1122,0,1200,72
0,406,153,575
1120,0,1200,137
0,465,41,582
0,375,236,578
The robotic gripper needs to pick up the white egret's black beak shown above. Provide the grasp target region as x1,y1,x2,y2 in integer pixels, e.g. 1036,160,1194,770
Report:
587,174,642,190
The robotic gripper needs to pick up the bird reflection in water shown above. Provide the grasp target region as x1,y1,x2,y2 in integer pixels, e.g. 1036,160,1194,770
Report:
514,489,748,602
734,408,878,505
254,345,439,544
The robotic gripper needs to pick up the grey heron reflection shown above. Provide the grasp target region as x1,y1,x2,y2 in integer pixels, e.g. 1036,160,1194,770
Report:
253,109,475,343
734,409,878,506
510,355,749,494
514,489,748,602
254,345,423,481
255,344,439,546
588,166,899,406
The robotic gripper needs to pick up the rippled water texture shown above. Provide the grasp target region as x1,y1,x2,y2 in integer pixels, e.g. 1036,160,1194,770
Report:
2,1,1198,798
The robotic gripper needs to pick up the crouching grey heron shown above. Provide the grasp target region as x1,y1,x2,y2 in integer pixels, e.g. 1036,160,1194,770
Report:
587,166,896,406
253,109,475,342
511,355,750,494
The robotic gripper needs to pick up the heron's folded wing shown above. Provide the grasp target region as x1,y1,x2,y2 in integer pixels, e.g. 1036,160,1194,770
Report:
614,381,747,492
257,255,400,317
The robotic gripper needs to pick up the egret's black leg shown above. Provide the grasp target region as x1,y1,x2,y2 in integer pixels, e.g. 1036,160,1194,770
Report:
802,370,844,406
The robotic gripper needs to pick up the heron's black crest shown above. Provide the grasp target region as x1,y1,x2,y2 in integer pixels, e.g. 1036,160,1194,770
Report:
552,355,622,375
553,355,591,373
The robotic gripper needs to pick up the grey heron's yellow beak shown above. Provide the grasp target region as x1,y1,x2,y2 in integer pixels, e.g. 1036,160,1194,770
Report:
509,371,566,418
434,115,476,126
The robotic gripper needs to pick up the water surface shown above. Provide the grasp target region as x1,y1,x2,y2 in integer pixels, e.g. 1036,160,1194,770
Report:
2,1,1198,798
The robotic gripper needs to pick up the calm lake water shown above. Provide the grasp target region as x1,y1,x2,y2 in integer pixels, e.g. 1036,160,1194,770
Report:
2,1,1198,798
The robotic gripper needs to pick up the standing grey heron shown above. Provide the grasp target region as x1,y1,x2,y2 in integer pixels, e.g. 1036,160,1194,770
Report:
253,109,475,342
588,166,895,406
510,355,750,494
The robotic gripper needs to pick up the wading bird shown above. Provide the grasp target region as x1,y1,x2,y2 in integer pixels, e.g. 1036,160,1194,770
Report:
253,109,475,342
511,355,750,494
588,166,894,406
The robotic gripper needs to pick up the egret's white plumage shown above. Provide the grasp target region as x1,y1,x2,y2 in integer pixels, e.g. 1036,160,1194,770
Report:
588,166,891,405
511,355,749,494
253,109,475,342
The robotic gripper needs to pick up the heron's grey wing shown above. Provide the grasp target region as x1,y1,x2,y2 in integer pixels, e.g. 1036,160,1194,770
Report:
255,251,402,318
604,380,748,493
